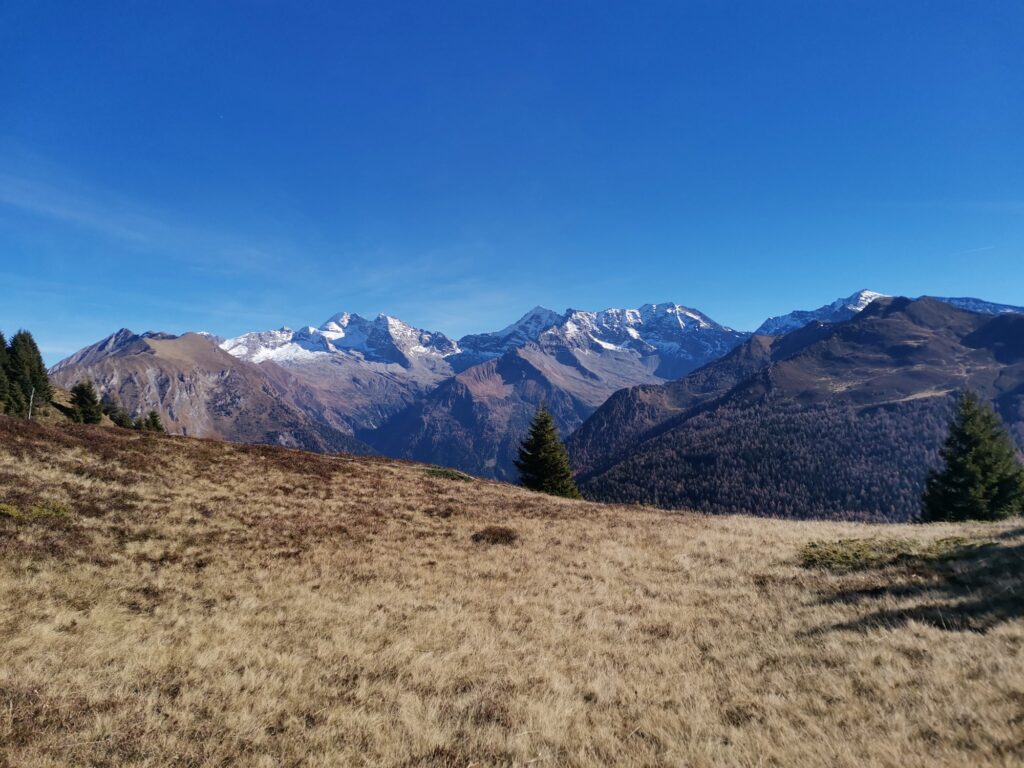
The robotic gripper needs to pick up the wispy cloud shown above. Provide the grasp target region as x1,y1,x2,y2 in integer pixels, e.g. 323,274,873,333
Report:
0,147,302,277
0,148,582,339
0,172,158,242
948,245,996,257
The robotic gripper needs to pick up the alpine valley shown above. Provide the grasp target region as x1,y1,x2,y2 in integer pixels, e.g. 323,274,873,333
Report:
50,290,1024,515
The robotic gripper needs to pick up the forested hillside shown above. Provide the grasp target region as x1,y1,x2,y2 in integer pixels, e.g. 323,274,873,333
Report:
573,298,1024,521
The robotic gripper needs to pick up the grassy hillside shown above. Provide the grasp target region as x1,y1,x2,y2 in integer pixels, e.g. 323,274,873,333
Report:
1,416,1021,767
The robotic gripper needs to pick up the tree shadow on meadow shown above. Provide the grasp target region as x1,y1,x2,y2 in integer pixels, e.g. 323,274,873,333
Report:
806,534,1024,634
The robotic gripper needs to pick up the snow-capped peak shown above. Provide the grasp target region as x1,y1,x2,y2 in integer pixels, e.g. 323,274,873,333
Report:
495,306,565,339
755,289,890,336
540,302,741,354
840,289,887,313
222,311,459,366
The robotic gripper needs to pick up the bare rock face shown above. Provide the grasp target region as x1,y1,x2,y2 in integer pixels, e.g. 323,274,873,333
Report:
50,330,370,454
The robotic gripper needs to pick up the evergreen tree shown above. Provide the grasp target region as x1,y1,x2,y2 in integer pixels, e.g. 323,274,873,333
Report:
922,392,1024,522
70,380,104,424
144,409,165,433
514,404,582,499
6,330,51,416
102,396,135,429
0,331,9,414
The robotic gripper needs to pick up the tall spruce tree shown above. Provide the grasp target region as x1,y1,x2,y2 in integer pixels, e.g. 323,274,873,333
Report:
514,404,582,499
70,380,104,424
6,330,51,416
922,392,1024,522
0,331,9,414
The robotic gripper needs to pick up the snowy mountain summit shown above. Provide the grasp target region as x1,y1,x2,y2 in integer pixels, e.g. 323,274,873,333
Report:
754,290,1023,336
222,313,458,368
222,301,750,383
755,289,888,336
545,303,737,352
452,302,746,370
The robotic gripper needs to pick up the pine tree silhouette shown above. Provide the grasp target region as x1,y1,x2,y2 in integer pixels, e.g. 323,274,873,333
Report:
922,392,1024,521
70,380,104,424
514,404,582,499
145,410,165,433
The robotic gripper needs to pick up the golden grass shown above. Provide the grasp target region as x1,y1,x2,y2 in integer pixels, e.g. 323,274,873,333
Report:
0,416,1022,767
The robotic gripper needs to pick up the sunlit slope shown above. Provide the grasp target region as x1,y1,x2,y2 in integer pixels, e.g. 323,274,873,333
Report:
1,416,1021,767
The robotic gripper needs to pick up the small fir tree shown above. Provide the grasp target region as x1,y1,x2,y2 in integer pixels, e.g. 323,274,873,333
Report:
922,392,1024,522
102,397,135,429
144,409,165,433
70,380,104,424
514,404,582,499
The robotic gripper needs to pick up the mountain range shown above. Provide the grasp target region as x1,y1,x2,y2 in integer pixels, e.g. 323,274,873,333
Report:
53,299,751,481
50,289,1024,502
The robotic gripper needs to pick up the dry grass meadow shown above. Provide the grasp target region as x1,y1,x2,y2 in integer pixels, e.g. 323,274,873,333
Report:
1,415,1022,767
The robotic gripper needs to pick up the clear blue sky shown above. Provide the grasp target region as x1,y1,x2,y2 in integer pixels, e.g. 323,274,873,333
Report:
2,1,1022,364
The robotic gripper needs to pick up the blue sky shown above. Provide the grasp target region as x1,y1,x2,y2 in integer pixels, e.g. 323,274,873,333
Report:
2,1,1022,364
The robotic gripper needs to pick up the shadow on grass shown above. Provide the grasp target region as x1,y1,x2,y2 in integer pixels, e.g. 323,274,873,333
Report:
813,537,1024,634
996,525,1024,540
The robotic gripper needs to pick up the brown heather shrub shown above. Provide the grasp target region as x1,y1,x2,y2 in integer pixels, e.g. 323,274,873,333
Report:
0,415,1022,767
471,525,519,545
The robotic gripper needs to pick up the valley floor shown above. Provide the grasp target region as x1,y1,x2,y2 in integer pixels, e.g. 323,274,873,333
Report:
0,416,1021,767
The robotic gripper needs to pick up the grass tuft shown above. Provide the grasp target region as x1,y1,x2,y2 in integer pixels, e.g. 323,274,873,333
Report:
800,536,985,572
424,466,476,482
0,500,71,521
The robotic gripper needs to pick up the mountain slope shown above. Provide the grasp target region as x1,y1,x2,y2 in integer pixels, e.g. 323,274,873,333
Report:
573,298,1024,521
50,330,370,454
364,343,622,480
